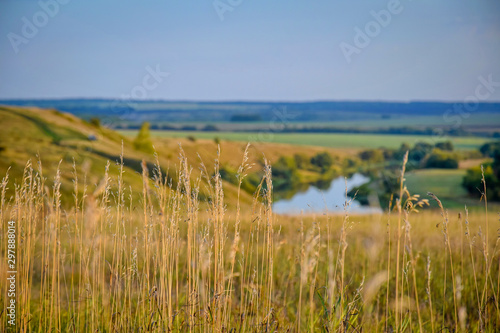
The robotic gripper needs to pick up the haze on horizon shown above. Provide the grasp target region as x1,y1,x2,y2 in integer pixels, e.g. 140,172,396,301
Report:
1,0,500,102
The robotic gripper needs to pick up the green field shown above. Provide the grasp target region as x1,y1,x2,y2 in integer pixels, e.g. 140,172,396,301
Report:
308,112,500,129
120,130,489,150
405,168,481,209
143,112,500,131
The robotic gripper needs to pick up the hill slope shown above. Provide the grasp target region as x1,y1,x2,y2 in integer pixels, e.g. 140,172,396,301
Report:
0,105,164,205
0,105,347,208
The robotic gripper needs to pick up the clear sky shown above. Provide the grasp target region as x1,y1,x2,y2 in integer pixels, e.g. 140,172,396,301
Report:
1,0,499,101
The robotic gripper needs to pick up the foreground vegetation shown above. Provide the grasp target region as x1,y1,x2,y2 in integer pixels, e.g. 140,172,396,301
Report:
1,148,500,332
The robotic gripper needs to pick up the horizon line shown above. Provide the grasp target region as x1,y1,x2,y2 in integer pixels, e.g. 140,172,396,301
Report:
2,97,500,104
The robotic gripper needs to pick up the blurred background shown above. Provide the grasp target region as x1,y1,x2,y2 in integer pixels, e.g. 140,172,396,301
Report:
1,0,500,212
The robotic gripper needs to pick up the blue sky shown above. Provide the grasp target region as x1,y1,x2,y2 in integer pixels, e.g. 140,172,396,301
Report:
1,0,499,101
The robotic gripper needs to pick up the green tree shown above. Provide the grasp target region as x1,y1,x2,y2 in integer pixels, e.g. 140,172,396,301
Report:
293,153,311,170
89,117,101,127
479,141,500,157
310,152,334,173
272,156,299,190
435,141,454,151
463,150,500,201
425,149,459,169
133,122,154,154
409,142,433,162
359,149,385,163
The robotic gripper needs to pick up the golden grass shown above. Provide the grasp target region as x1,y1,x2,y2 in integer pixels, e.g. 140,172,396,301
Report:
0,146,499,332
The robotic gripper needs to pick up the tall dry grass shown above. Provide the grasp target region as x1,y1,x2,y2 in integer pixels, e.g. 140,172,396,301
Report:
0,146,499,332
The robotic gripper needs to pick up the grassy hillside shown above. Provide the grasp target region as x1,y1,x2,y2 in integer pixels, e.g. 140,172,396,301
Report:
0,105,158,205
0,105,347,208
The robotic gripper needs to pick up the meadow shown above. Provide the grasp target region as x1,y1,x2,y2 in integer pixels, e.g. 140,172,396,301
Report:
120,130,490,151
404,169,471,210
1,105,500,332
1,147,499,332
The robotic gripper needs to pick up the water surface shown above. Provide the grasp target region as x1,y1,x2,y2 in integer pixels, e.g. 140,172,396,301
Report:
273,173,382,215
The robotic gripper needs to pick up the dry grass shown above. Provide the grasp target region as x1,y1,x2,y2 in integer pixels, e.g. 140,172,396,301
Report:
0,146,499,332
152,135,352,168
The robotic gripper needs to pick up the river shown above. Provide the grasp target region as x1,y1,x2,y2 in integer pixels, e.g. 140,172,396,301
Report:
273,173,382,215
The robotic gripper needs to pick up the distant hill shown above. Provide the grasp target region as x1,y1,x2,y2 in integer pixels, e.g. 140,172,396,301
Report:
2,99,499,125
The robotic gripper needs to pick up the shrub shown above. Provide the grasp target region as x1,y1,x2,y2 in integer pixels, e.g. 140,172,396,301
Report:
479,141,500,157
463,150,500,200
409,142,433,162
382,148,394,160
293,153,310,169
347,183,371,206
425,149,459,169
463,165,499,200
359,149,384,163
342,157,359,169
435,141,454,151
90,117,101,127
272,156,299,190
133,122,154,154
310,152,333,173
